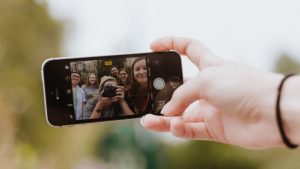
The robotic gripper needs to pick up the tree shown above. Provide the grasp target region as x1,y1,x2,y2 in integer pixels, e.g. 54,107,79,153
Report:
0,0,90,168
274,53,300,74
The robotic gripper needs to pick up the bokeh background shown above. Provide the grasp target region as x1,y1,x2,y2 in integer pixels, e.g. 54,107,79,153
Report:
1,0,300,168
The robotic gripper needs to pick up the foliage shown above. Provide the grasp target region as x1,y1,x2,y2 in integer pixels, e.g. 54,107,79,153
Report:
274,53,300,74
0,0,100,168
0,0,61,146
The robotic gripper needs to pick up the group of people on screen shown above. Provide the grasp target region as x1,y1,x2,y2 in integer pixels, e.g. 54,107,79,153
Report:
71,58,150,120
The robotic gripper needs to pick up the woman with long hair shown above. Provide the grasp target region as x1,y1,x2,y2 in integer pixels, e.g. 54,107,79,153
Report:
119,68,131,92
118,68,135,113
81,72,99,119
129,57,151,115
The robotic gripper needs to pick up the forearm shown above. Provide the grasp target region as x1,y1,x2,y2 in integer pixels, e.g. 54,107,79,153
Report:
119,100,134,116
90,102,103,119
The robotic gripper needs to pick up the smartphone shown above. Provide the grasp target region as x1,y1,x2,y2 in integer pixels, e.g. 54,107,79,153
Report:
42,51,183,127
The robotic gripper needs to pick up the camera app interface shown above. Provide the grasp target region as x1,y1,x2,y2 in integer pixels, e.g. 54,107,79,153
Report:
70,57,150,120
69,55,182,121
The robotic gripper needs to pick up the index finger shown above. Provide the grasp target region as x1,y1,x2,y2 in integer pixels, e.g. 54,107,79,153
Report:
117,86,124,90
116,88,124,92
150,36,220,69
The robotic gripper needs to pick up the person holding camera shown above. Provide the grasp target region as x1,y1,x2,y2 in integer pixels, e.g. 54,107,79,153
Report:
90,76,134,119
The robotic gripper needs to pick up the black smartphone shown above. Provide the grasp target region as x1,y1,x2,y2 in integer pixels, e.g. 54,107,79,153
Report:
41,51,183,127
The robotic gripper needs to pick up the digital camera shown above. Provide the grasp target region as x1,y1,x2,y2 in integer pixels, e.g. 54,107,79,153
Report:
102,85,117,98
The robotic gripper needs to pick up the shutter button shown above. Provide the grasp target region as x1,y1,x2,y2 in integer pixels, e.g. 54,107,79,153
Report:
153,78,165,90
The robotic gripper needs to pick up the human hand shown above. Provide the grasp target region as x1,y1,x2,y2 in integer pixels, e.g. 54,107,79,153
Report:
140,36,285,149
113,86,125,102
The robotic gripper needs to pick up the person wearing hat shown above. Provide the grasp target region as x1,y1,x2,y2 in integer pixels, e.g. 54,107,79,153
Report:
90,76,134,119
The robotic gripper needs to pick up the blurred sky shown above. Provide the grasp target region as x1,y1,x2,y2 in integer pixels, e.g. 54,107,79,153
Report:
45,0,300,76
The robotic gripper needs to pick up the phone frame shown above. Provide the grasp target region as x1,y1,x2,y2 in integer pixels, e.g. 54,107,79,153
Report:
41,51,182,127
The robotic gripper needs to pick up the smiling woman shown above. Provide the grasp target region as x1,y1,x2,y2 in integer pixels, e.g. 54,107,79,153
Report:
82,72,99,119
129,57,150,114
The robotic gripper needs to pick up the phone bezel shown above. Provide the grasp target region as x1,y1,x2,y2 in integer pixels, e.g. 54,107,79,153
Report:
41,51,182,127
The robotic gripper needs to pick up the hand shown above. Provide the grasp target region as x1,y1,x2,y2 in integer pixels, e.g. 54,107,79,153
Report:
112,86,125,103
140,36,284,149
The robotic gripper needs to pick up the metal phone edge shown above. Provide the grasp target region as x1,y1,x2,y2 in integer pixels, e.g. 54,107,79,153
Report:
41,58,62,127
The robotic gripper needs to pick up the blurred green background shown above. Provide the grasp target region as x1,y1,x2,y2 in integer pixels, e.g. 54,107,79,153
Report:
1,0,300,169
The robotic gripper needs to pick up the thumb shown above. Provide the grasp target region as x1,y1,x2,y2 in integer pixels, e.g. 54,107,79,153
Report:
162,74,206,116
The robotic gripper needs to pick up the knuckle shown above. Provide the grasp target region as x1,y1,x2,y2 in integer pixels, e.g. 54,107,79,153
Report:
198,67,218,87
171,89,181,99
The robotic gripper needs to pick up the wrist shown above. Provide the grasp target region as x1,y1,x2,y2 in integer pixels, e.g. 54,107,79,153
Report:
95,108,103,114
256,73,284,147
280,75,300,145
96,101,105,109
119,98,125,103
260,73,300,147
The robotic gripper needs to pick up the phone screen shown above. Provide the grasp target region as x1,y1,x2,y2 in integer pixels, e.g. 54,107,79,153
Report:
42,52,183,126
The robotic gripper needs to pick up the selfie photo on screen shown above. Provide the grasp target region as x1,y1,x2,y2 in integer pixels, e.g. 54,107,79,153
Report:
69,56,151,120
42,51,182,125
